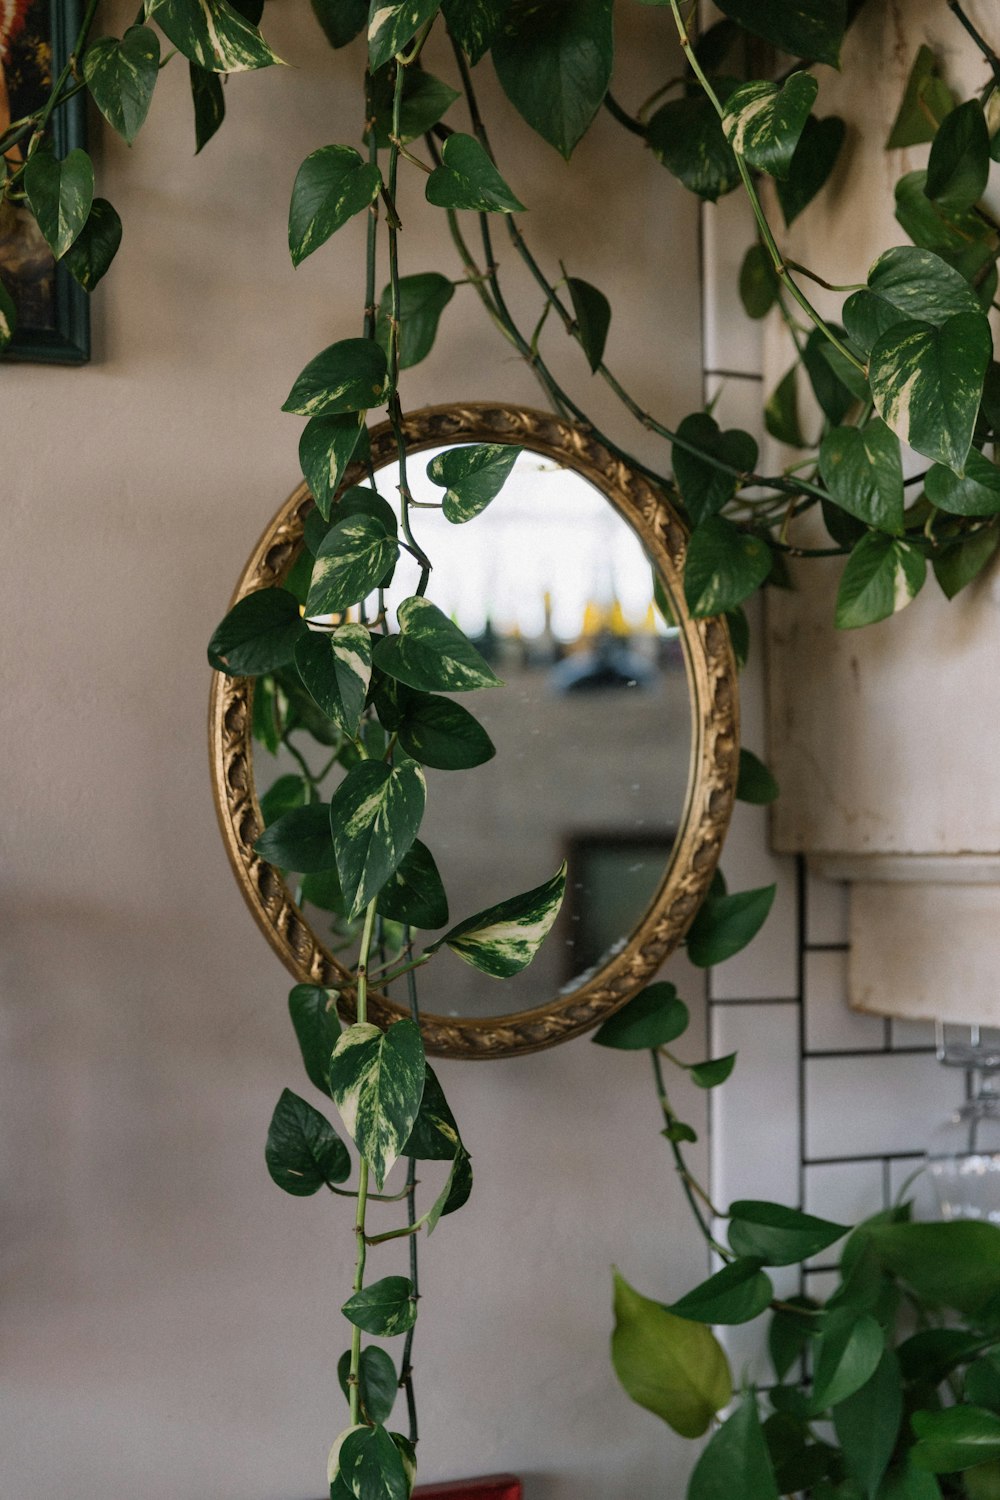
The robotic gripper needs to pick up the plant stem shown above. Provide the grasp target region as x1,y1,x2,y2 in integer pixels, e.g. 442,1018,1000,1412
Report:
367,952,432,986
948,0,1000,85
401,935,422,1446
602,91,647,138
348,899,379,1427
650,1051,729,1256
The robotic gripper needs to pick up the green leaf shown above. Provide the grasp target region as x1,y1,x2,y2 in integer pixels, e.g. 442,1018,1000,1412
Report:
925,99,990,215
647,88,741,202
289,984,341,1097
329,1019,425,1189
865,1220,1000,1316
491,0,614,159
739,243,779,319
145,0,281,70
664,1122,698,1144
337,1347,398,1424
426,1145,471,1233
373,597,501,692
329,760,426,919
367,67,459,147
967,1355,1000,1412
402,1064,461,1160
300,867,346,913
763,1411,833,1495
819,419,905,533
722,73,817,179
189,63,225,152
845,247,983,355
690,1051,737,1089
879,1460,945,1500
834,1349,901,1499
911,1408,1000,1474
776,114,846,226
768,1296,820,1381
714,0,845,67
685,516,772,617
887,45,955,149
834,533,926,630
83,26,160,145
396,692,496,770
689,1394,780,1500
283,338,389,417
295,624,373,733
726,605,750,669
591,981,689,1050
728,1201,849,1267
925,451,1000,516
671,1258,773,1326
894,171,996,285
426,443,521,523
259,774,308,826
367,0,441,71
803,325,864,424
611,1270,732,1439
869,311,992,474
23,148,94,259
207,587,306,675
341,1275,417,1336
566,276,611,372
810,1312,885,1413
299,414,366,520
686,884,776,967
427,863,567,978
672,413,759,526
441,0,506,63
425,132,524,212
305,516,399,617
265,1087,350,1194
288,146,381,268
0,279,16,350
737,748,779,805
375,839,449,929
375,272,454,369
338,1422,410,1500
765,366,805,447
254,802,337,874
311,0,367,48
63,198,123,291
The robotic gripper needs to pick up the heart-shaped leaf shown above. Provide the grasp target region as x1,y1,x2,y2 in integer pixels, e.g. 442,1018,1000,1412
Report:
672,413,759,525
426,1145,472,1233
686,883,776,966
926,99,990,215
736,748,779,805
441,0,505,63
337,1347,398,1425
869,311,992,474
934,527,1000,599
887,44,955,149
713,0,846,68
765,366,805,447
865,1220,1000,1316
728,1201,849,1267
671,1259,773,1326
491,0,613,159
895,170,997,286
63,198,123,291
845,247,983,354
83,26,160,144
305,516,399,617
265,1087,350,1194
684,516,772,617
426,442,521,523
739,244,779,319
925,450,1000,516
722,72,817,178
611,1270,732,1439
338,1423,410,1500
833,1349,902,1499
288,984,341,1097
566,276,611,372
311,0,367,48
427,862,567,977
145,0,282,71
396,691,496,770
207,586,305,674
425,132,524,212
189,61,225,150
299,413,366,519
367,0,441,71
288,145,381,267
23,148,94,259
592,982,689,1050
330,759,426,918
283,337,389,417
373,597,501,692
341,1277,417,1336
835,533,927,629
688,1395,779,1500
402,1064,461,1161
648,89,741,202
810,1312,885,1413
367,67,459,147
375,839,449,929
776,114,846,225
329,1019,425,1188
819,418,905,532
689,1052,737,1089
375,272,454,369
912,1407,1000,1474
295,623,373,733
254,802,337,874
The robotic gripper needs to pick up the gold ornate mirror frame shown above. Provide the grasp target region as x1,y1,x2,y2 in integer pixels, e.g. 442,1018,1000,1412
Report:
209,404,739,1059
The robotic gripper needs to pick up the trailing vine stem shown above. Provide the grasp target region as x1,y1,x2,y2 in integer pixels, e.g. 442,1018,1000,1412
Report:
400,937,422,1446
948,0,1000,86
347,898,379,1428
650,1050,729,1258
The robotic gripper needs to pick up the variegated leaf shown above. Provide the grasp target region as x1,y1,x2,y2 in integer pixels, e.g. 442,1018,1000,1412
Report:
818,418,904,533
282,337,388,417
375,839,449,929
0,280,16,350
391,1433,417,1497
368,0,440,71
328,1426,367,1492
925,450,1000,516
23,149,94,259
305,516,398,617
372,596,501,692
298,413,366,519
288,983,341,1097
722,72,817,179
294,622,373,732
426,1146,471,1233
145,0,282,71
425,132,524,213
401,1064,461,1160
427,862,566,978
426,443,521,523
329,1020,425,1188
329,759,426,918
63,199,123,291
82,26,160,145
288,145,381,267
835,533,926,630
868,310,992,474
844,245,982,353
338,1422,411,1500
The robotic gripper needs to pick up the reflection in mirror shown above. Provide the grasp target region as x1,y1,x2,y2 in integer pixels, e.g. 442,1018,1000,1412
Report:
252,447,691,1023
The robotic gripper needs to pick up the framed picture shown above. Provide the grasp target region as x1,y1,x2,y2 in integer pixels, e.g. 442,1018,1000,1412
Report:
1,0,89,363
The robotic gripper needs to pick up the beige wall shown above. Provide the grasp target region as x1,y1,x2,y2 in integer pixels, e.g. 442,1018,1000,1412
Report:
2,5,711,1498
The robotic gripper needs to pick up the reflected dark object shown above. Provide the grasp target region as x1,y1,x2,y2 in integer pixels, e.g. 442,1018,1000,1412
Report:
549,631,657,694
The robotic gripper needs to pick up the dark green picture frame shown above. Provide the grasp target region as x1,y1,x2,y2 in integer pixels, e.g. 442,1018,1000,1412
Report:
1,0,89,364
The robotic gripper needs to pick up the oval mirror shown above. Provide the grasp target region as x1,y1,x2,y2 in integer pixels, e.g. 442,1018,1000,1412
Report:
210,404,739,1058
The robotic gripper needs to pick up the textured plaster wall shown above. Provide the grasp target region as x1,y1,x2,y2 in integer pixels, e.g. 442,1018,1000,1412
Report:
0,5,713,1499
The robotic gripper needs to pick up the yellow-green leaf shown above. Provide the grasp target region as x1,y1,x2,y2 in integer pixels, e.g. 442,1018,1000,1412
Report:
611,1270,732,1438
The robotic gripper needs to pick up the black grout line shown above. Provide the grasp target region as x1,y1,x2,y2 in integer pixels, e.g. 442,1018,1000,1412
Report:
704,367,765,382
805,1149,925,1166
803,942,850,953
803,1045,937,1060
707,995,800,1007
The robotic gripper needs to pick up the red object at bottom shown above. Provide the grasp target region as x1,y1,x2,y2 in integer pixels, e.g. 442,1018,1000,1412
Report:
414,1476,522,1500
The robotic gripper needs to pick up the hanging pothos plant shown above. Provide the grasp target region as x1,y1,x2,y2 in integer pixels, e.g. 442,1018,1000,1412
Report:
5,1,1000,1498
